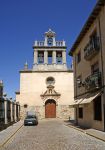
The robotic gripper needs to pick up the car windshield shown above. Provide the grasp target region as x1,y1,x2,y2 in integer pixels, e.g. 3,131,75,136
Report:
26,115,36,119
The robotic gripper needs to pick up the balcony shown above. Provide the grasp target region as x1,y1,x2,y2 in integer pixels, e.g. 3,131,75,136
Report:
84,72,102,90
84,37,100,61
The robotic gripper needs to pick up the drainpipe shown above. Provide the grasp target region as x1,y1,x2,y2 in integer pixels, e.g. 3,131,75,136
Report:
74,55,78,124
98,17,105,131
74,55,77,98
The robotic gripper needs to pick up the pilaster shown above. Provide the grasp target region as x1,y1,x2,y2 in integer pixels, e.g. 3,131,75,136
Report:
52,51,56,65
53,37,56,46
44,50,48,65
34,50,38,65
62,50,66,65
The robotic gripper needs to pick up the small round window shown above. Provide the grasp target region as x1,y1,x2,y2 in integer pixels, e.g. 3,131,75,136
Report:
46,77,55,85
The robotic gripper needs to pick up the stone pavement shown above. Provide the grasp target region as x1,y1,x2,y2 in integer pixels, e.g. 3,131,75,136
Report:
0,121,23,147
65,120,105,142
0,119,105,150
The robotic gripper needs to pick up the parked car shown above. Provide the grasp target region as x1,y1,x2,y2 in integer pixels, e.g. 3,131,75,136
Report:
24,115,38,126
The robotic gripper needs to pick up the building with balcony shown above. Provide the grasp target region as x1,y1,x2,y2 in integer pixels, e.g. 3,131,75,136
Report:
69,0,105,131
16,29,74,120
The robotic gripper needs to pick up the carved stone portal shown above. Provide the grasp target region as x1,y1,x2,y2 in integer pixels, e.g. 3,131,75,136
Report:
40,85,61,105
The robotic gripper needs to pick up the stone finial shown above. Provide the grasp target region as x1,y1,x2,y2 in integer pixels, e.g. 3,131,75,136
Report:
62,40,66,46
0,80,3,86
24,61,28,70
34,40,37,46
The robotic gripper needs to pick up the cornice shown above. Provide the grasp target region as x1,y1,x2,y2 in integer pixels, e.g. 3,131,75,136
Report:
19,69,73,73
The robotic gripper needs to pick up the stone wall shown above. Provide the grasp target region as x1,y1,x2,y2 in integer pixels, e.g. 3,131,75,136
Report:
20,105,74,120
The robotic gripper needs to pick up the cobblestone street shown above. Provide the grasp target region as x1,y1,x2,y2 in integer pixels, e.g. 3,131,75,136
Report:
1,119,105,150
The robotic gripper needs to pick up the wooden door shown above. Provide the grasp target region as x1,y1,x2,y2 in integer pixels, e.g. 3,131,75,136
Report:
45,100,56,118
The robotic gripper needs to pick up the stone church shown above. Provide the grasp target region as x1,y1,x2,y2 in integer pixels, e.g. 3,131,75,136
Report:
16,29,74,119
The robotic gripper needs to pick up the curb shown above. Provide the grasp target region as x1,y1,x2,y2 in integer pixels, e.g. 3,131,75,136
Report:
0,123,23,148
86,132,105,142
66,124,105,142
66,124,85,133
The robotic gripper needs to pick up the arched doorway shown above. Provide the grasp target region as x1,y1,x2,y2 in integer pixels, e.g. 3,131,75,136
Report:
45,99,56,118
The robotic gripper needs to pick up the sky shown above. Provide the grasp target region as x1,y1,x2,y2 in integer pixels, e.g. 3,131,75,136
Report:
0,0,97,99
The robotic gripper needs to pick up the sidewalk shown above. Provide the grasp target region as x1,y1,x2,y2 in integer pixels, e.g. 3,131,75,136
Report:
0,120,23,147
65,120,105,142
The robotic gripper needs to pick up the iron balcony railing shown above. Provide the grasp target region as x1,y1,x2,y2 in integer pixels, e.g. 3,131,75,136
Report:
84,72,102,90
84,37,100,60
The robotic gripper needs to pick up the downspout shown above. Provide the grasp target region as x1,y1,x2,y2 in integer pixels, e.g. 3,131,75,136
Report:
98,16,105,131
74,55,77,98
74,55,78,124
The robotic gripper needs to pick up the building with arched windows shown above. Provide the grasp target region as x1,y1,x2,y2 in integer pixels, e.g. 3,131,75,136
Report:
16,29,74,119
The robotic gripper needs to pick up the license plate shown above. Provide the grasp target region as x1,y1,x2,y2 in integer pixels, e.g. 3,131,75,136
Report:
28,122,33,124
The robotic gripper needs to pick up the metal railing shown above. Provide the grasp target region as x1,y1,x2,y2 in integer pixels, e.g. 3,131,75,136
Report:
84,37,100,60
84,72,102,90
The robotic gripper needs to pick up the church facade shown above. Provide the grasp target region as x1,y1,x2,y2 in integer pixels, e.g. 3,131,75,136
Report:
16,29,74,119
